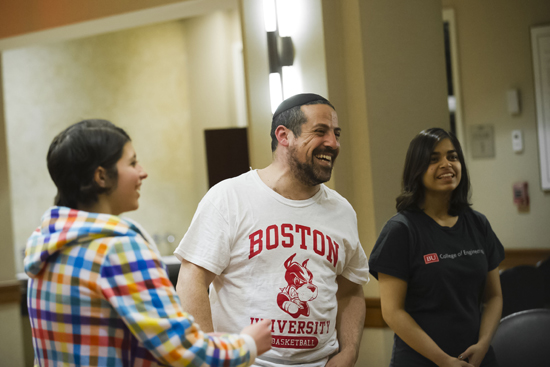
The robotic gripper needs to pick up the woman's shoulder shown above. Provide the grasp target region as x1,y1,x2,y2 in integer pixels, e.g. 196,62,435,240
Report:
462,208,490,225
379,211,424,238
461,208,494,234
390,209,424,226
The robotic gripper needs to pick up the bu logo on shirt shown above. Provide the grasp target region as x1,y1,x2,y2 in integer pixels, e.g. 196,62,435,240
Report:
277,254,318,318
424,253,439,264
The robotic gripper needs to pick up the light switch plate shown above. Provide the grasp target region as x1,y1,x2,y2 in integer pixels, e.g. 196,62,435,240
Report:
512,129,523,153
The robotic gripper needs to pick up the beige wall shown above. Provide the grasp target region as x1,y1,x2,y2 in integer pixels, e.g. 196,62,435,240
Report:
185,9,245,194
321,0,379,274
320,1,449,365
361,0,450,235
0,56,25,367
2,10,243,271
239,0,273,170
0,58,16,284
322,0,448,290
442,0,550,249
3,20,190,269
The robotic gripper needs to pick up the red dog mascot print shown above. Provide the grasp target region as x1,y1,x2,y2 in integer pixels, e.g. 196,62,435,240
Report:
277,253,318,318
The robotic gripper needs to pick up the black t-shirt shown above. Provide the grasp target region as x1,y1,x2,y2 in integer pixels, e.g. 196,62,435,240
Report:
369,209,505,367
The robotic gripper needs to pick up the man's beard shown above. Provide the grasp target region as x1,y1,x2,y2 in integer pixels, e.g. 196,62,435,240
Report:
288,145,336,186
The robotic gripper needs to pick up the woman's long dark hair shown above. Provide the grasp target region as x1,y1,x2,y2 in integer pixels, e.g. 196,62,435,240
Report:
47,119,130,209
396,128,470,215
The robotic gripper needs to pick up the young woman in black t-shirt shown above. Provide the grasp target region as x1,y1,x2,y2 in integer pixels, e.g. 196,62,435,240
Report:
369,128,504,367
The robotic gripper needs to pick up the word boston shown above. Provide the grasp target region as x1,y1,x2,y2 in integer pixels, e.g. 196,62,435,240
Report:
248,224,340,267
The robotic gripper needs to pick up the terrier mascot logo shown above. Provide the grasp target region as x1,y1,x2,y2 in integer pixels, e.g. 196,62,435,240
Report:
277,254,318,318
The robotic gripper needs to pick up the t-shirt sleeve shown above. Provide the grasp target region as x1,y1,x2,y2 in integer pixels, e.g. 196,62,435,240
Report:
341,240,370,285
481,215,505,271
368,219,411,281
173,192,231,275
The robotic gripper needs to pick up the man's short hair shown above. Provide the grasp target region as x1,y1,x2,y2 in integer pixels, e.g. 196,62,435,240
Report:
270,93,335,152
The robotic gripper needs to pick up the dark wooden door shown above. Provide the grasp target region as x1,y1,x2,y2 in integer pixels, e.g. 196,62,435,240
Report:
204,127,250,188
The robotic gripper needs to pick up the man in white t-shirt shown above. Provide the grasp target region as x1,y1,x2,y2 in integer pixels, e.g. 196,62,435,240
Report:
174,93,369,367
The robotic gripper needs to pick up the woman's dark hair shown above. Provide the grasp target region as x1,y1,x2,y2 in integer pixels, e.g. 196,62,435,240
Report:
396,127,470,215
47,119,131,209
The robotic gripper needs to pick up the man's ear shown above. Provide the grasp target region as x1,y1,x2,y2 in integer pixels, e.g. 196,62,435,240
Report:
93,166,109,188
275,125,292,147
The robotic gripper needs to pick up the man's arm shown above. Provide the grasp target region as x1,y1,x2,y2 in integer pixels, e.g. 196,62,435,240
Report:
326,275,366,367
176,258,217,332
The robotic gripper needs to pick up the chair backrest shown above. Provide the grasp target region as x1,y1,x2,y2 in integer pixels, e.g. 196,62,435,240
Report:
536,257,550,305
492,309,550,367
499,265,545,318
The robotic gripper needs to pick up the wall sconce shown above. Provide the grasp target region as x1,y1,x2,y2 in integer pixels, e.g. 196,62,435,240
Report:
267,32,294,74
264,0,295,112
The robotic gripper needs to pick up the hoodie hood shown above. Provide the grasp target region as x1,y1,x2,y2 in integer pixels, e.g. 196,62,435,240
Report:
24,206,143,277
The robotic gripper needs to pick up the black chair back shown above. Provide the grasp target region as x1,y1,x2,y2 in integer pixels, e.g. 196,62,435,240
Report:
536,257,550,306
499,265,545,318
492,309,550,367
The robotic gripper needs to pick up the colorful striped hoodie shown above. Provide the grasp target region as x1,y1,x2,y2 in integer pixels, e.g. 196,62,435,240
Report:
24,206,256,367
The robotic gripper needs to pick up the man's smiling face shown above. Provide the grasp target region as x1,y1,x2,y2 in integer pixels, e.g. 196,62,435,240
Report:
287,104,340,186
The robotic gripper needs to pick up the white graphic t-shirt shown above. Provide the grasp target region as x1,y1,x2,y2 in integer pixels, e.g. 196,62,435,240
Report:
174,170,369,366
